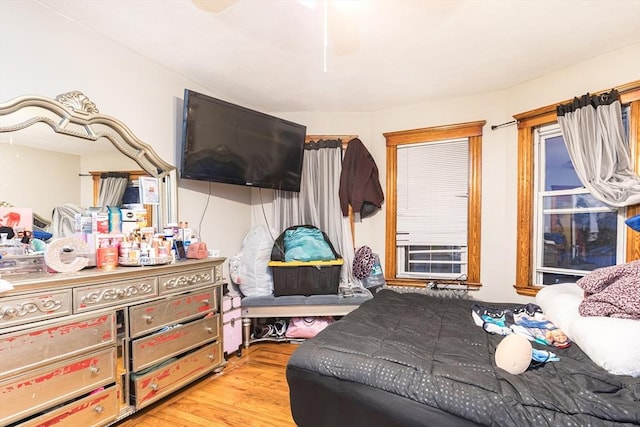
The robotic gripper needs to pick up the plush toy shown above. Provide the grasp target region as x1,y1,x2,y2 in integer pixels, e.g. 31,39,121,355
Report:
495,334,532,375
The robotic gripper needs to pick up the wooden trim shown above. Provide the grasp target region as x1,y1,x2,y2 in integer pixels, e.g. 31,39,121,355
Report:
385,143,398,283
514,125,534,293
384,121,485,146
467,134,482,283
514,80,640,296
305,135,357,145
384,121,486,286
90,170,154,227
627,100,640,262
306,134,358,245
513,79,640,123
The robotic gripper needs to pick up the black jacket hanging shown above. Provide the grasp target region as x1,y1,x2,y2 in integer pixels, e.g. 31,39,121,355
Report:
338,138,384,220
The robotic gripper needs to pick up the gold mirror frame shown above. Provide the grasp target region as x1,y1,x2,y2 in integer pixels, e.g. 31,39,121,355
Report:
0,91,177,228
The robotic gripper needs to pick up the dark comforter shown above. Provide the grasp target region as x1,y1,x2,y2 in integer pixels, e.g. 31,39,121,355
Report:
287,290,640,426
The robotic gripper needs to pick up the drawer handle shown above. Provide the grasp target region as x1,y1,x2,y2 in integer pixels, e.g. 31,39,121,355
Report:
143,315,154,324
94,405,104,414
207,353,216,361
90,366,101,375
230,318,235,327
150,383,159,392
205,327,214,334
202,299,210,306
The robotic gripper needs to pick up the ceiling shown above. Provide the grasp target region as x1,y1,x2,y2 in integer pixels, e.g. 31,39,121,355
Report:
32,0,640,113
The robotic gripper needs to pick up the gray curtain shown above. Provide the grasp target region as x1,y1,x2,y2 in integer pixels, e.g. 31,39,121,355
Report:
557,89,640,207
273,140,357,288
98,173,129,207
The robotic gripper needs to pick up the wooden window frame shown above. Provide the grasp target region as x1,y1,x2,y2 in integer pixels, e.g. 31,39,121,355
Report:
90,170,154,226
513,80,640,297
384,121,485,288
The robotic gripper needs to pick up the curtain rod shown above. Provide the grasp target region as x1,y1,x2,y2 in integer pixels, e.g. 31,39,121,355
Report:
490,120,517,130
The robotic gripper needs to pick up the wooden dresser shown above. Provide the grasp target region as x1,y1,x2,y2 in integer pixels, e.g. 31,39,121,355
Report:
0,258,225,427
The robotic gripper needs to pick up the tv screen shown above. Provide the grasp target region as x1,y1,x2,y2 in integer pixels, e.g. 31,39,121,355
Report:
180,89,306,192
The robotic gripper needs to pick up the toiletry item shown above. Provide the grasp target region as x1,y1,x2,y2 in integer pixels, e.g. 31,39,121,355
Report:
108,206,122,233
97,246,118,270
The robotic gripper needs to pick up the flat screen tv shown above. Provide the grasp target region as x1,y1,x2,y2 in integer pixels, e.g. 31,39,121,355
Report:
180,89,306,192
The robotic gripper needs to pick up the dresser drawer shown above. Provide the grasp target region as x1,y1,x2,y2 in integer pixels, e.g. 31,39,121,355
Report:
132,341,222,409
130,314,220,372
0,312,116,379
0,290,71,329
74,277,158,312
158,267,214,295
0,348,116,425
15,385,118,427
129,288,217,338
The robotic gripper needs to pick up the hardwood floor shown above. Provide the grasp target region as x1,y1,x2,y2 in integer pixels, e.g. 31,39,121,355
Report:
115,343,299,427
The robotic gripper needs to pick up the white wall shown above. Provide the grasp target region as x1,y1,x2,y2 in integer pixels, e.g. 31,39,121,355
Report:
2,1,639,301
0,1,253,261
276,43,640,303
0,144,80,216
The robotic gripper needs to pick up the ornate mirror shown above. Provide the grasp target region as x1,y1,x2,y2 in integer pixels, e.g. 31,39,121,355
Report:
0,91,177,233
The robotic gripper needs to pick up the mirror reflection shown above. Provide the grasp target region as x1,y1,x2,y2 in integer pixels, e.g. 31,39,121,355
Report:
0,91,177,246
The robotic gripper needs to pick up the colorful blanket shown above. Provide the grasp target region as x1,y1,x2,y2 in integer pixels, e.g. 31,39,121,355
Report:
471,302,570,348
577,260,640,319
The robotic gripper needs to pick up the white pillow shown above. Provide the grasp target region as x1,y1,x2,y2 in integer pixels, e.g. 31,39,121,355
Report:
536,283,640,377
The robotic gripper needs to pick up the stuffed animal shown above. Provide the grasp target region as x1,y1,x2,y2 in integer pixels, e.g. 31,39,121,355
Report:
495,334,532,375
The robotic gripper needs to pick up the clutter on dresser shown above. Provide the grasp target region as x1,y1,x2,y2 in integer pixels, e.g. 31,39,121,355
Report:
44,236,91,273
187,241,209,259
0,207,48,275
0,205,212,273
0,199,217,274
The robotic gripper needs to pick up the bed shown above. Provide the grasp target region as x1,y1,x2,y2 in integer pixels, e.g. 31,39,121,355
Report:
286,288,640,427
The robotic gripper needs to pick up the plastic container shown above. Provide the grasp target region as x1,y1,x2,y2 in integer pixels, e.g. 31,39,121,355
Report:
269,259,343,296
363,253,385,289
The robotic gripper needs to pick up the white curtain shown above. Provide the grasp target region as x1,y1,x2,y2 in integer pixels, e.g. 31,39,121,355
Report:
50,203,85,238
273,140,356,287
98,173,129,207
557,89,640,207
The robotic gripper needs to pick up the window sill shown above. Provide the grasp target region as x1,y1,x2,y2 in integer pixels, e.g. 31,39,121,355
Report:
385,278,482,289
514,285,543,297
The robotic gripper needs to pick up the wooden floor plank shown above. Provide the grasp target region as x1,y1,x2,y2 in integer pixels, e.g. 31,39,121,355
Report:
115,343,297,426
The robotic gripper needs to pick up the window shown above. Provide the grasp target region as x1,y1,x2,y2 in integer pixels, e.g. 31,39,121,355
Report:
514,80,640,296
384,121,485,287
533,124,625,285
396,138,469,279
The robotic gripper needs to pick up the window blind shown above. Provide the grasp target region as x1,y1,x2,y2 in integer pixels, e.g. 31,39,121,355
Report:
396,138,469,246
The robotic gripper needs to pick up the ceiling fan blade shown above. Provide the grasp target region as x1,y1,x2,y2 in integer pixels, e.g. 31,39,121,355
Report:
326,1,360,56
192,0,237,13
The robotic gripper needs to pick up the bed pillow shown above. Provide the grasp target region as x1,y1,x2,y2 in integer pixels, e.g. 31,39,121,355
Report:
537,283,640,377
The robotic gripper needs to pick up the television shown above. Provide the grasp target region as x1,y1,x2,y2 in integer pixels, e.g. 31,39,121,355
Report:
180,89,307,192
